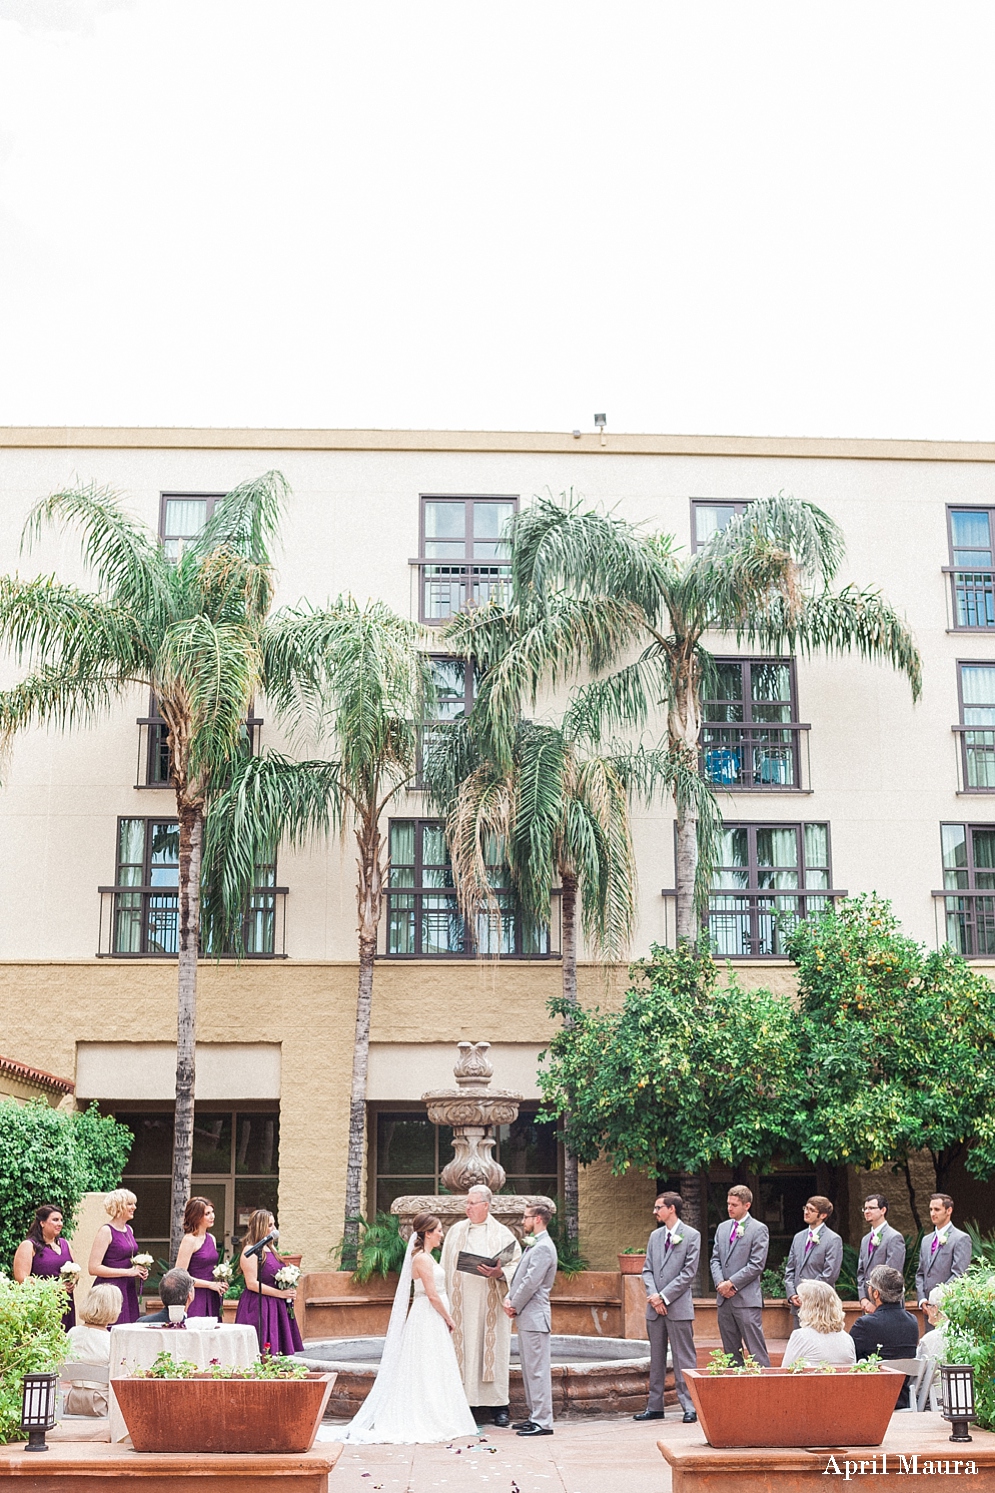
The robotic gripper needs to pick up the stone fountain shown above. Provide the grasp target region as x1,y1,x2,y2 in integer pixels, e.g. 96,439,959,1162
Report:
389,1041,555,1240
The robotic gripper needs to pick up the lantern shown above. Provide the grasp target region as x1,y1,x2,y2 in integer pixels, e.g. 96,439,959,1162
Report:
20,1371,58,1452
939,1364,975,1443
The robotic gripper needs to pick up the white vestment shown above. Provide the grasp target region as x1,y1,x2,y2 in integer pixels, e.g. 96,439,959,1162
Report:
441,1216,522,1406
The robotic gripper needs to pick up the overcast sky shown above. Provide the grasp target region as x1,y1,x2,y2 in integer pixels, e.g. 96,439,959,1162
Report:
0,1,991,439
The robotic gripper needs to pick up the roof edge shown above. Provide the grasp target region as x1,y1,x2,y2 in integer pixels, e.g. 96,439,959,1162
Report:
0,1053,75,1093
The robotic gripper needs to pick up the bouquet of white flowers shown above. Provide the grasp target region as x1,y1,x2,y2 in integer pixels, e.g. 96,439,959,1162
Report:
212,1260,234,1292
273,1262,300,1318
59,1260,81,1288
132,1253,154,1270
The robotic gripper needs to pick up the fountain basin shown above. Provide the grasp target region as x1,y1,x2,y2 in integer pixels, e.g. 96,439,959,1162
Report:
298,1335,651,1420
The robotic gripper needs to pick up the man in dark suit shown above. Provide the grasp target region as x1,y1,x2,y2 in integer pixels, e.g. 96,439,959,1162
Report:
784,1196,843,1326
710,1185,770,1367
142,1268,196,1324
851,1265,920,1408
633,1191,701,1425
857,1194,906,1311
915,1193,971,1310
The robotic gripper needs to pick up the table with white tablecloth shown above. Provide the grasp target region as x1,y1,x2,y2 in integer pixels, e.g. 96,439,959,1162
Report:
108,1321,259,1442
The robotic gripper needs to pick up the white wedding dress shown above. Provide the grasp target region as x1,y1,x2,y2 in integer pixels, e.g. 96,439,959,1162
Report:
332,1241,477,1444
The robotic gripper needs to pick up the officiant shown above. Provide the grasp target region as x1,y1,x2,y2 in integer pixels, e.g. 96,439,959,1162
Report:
441,1184,522,1427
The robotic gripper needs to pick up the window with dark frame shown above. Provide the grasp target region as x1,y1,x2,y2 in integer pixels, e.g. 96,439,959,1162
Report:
371,1107,558,1215
940,823,995,956
701,659,802,790
690,500,749,552
417,657,476,785
159,494,223,562
103,817,279,957
708,821,838,957
956,663,995,790
384,818,554,958
947,508,995,629
417,496,517,622
137,695,262,789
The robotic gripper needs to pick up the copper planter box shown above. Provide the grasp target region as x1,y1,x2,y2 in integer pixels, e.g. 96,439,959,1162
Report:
618,1254,646,1275
684,1366,905,1448
114,1371,335,1454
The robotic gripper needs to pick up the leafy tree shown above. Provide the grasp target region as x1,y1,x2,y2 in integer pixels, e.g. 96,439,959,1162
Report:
537,942,798,1181
0,476,349,1256
0,1101,132,1268
0,1274,68,1443
787,895,995,1230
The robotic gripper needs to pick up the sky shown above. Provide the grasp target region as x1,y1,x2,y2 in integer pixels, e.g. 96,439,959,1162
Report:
0,1,992,440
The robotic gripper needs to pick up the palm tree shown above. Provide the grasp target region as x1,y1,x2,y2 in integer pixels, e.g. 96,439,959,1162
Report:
205,598,434,1264
0,475,345,1257
466,492,922,940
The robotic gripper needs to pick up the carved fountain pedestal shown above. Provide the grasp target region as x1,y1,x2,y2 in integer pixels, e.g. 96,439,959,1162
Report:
389,1041,555,1240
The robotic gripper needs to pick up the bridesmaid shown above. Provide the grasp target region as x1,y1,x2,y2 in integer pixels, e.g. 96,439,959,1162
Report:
235,1209,302,1354
87,1189,148,1324
174,1197,225,1318
12,1204,78,1329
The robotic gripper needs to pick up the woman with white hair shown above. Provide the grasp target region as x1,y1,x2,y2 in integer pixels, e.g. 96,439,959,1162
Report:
781,1280,857,1367
86,1189,148,1324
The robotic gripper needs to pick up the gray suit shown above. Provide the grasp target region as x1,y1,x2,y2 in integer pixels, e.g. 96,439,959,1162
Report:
710,1214,770,1366
856,1223,906,1303
641,1222,700,1414
508,1231,558,1429
784,1224,843,1323
915,1224,971,1305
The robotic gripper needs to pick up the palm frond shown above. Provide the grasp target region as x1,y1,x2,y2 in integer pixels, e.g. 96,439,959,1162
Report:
445,761,516,929
190,471,289,566
0,663,134,750
703,493,846,584
509,492,674,615
561,648,669,744
157,618,261,785
0,575,143,673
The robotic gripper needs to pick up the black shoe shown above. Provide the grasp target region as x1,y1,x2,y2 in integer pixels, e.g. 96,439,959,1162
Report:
682,1410,698,1424
633,1409,665,1421
517,1424,553,1436
512,1420,536,1431
492,1409,510,1428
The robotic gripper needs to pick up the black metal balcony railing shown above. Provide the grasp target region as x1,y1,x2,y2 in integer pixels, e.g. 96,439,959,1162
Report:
97,885,288,957
700,723,811,792
944,567,995,630
414,562,512,621
932,890,995,958
660,887,847,957
382,887,561,959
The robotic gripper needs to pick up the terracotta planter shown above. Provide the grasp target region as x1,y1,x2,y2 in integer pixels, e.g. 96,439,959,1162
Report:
278,1254,303,1268
685,1366,905,1448
618,1254,646,1275
113,1371,335,1454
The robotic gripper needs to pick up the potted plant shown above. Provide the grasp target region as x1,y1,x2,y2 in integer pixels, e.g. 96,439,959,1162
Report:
113,1353,336,1454
684,1351,904,1448
618,1247,646,1275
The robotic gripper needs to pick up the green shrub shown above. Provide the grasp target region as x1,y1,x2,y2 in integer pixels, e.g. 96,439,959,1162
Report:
0,1274,69,1444
347,1213,408,1282
0,1100,132,1269
938,1267,995,1431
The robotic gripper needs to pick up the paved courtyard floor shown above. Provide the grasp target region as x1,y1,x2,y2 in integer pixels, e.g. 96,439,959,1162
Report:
318,1415,699,1493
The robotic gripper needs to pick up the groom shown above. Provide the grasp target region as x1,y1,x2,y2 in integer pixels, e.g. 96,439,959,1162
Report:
441,1184,522,1427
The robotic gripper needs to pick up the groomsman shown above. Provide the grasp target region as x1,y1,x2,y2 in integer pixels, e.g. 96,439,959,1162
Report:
710,1185,771,1367
504,1203,558,1437
915,1193,971,1310
784,1196,843,1324
856,1194,906,1311
633,1192,700,1425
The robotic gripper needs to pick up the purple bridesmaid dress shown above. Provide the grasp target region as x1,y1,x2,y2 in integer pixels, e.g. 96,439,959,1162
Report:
186,1233,222,1318
100,1224,141,1323
30,1237,76,1330
235,1248,303,1355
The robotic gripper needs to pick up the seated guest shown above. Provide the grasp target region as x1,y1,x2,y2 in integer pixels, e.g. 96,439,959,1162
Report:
142,1268,196,1324
63,1284,123,1416
917,1285,948,1364
781,1280,856,1368
850,1264,919,1407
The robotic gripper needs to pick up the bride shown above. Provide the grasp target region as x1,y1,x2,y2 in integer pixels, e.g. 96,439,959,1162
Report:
334,1211,478,1444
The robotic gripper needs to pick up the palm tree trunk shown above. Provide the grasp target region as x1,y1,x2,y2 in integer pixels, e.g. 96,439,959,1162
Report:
343,813,383,1265
668,661,705,944
559,870,579,1250
171,802,203,1262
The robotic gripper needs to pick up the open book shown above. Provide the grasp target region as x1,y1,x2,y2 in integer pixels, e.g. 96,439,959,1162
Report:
455,1241,518,1275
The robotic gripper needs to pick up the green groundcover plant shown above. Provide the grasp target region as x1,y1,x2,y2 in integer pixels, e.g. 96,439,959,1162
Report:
133,1350,308,1380
0,1274,68,1443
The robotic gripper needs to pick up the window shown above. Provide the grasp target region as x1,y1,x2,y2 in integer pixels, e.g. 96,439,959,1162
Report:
701,659,805,790
113,1106,279,1276
417,496,517,621
384,819,555,958
372,1108,558,1215
690,500,748,552
159,494,222,562
939,823,995,955
956,664,995,791
947,509,995,629
137,696,262,788
100,817,282,957
417,657,476,785
707,821,838,957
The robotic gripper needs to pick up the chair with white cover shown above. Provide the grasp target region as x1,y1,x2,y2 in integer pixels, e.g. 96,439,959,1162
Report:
886,1356,930,1412
57,1361,110,1420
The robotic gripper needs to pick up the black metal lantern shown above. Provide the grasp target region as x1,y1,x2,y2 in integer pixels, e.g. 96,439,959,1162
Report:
20,1371,58,1452
940,1364,976,1443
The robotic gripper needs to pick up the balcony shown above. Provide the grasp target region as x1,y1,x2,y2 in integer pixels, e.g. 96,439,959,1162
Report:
953,725,995,793
944,567,995,630
97,885,288,957
382,886,561,959
700,723,811,792
414,561,512,622
932,889,995,958
660,887,846,957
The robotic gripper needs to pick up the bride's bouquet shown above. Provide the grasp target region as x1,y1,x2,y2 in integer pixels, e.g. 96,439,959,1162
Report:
273,1262,300,1318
